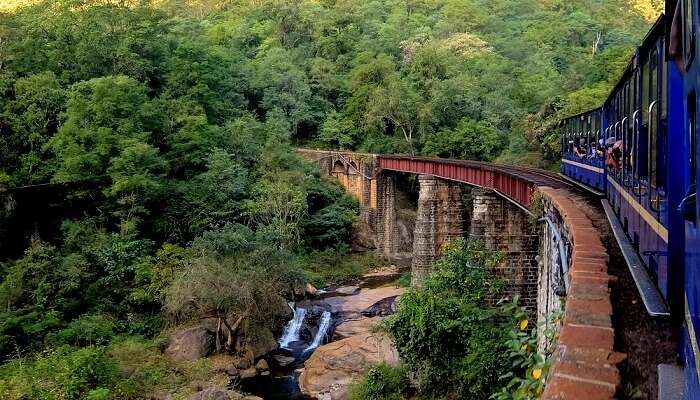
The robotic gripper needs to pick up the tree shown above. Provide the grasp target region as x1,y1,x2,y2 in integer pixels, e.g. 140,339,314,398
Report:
423,118,507,161
47,76,153,181
365,77,423,154
1,72,65,183
252,47,314,136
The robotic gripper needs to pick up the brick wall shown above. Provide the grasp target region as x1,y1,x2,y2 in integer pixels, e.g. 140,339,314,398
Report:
538,187,626,400
411,175,464,286
469,189,540,313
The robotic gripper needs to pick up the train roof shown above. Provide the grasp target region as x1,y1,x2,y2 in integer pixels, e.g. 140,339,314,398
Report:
560,107,602,122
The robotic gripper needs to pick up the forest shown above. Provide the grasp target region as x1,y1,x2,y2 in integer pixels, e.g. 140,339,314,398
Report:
0,0,657,399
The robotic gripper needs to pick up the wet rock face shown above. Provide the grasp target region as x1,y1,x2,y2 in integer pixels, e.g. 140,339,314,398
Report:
298,332,400,400
165,327,215,361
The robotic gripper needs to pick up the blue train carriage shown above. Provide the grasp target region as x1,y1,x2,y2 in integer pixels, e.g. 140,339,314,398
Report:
603,13,676,319
560,108,606,192
666,0,700,396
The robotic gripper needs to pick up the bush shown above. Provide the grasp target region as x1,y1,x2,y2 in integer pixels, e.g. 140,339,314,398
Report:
48,314,116,347
384,239,510,399
0,346,117,400
350,363,410,400
492,303,562,400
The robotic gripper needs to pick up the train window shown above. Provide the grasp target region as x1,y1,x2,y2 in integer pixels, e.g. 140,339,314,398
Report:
624,83,636,183
639,68,648,184
684,0,696,67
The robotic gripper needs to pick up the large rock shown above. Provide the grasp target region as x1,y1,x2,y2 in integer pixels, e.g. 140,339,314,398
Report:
333,317,382,340
255,358,269,372
244,327,278,361
323,287,406,315
165,327,215,361
298,332,400,400
273,354,296,367
351,221,377,251
359,266,404,288
334,286,360,296
306,283,318,297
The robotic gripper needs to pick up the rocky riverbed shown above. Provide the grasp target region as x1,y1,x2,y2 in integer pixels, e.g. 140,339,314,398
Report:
166,266,407,400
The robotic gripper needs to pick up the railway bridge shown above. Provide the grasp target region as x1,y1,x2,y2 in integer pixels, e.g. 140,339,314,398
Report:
299,149,624,400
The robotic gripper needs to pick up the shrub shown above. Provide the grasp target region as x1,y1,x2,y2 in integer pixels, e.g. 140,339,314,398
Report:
492,303,562,400
48,314,116,347
0,346,117,400
384,239,510,399
350,363,410,400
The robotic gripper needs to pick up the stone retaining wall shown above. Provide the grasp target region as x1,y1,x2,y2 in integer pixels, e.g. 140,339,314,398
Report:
538,187,626,400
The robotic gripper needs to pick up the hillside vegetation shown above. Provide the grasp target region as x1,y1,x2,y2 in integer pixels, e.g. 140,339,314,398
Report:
0,0,656,398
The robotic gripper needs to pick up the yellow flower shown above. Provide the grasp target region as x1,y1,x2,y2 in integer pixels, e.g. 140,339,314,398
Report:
520,344,528,352
532,369,542,380
519,319,529,330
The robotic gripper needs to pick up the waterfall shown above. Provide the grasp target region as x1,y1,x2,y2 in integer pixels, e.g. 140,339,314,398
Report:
278,307,306,348
304,311,332,353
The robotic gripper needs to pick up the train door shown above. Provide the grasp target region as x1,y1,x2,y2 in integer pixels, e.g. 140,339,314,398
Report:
645,37,668,292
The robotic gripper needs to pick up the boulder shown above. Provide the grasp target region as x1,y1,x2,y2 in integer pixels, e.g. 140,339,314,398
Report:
165,327,214,361
243,328,278,362
306,283,318,297
323,287,406,314
273,354,296,367
334,286,360,296
298,332,400,400
361,296,399,317
333,317,382,340
255,358,269,372
235,358,251,370
188,388,230,400
239,367,258,380
351,221,377,251
360,266,404,288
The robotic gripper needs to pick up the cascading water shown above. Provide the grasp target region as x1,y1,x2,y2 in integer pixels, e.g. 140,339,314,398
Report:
278,307,306,348
304,311,332,353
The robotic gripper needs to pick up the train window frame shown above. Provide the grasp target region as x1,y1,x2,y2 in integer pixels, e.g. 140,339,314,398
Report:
683,0,696,68
648,46,660,190
690,92,697,188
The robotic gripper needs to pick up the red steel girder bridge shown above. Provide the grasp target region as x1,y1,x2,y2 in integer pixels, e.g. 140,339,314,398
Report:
376,155,571,210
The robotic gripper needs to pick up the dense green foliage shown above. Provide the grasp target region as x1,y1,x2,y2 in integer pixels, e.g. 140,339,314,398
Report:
350,363,411,400
0,0,659,397
383,239,511,399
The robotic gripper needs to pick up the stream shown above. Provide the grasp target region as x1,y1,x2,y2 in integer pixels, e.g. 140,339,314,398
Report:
240,304,331,400
240,268,406,399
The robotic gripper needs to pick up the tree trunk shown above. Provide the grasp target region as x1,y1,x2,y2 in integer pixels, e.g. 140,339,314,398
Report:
221,315,246,352
215,316,222,352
